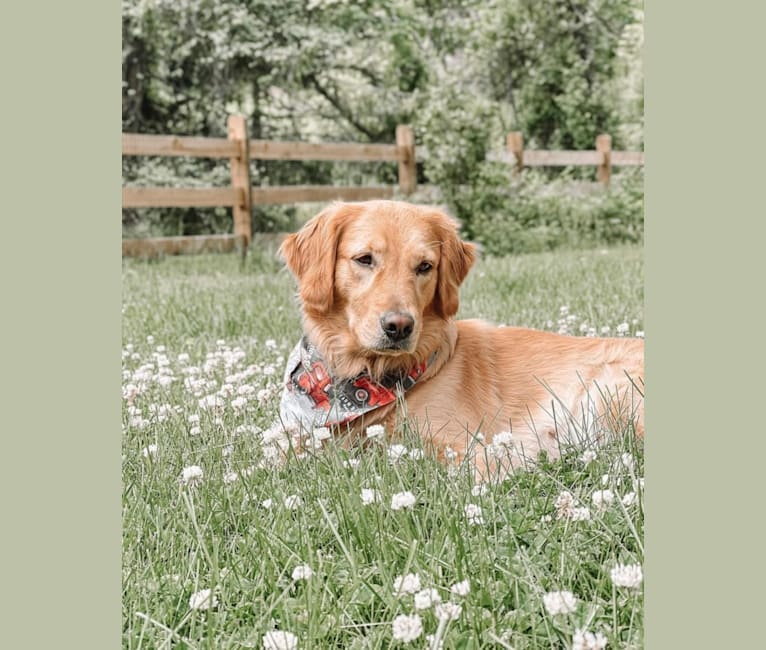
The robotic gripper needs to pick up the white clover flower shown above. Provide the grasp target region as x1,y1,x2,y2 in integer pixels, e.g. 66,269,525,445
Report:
130,415,150,430
490,431,513,457
393,573,421,596
291,564,313,581
360,488,381,505
223,471,239,485
237,384,255,397
444,446,458,462
284,494,304,510
198,394,224,410
261,498,273,510
580,449,597,465
592,490,615,509
434,602,462,621
540,514,553,524
616,322,630,335
450,580,470,597
636,330,645,338
188,588,217,610
262,630,299,650
471,484,488,497
413,588,441,610
554,490,576,519
219,383,236,398
180,465,204,487
408,448,424,460
141,444,158,459
311,427,332,441
391,613,423,643
177,352,190,364
572,628,608,650
387,444,409,463
189,426,202,436
365,424,385,438
464,503,484,525
600,326,611,335
621,491,638,507
262,424,289,445
391,491,416,510
571,506,592,521
610,563,643,589
619,453,635,471
543,590,578,615
122,383,139,402
146,335,155,344
231,396,248,411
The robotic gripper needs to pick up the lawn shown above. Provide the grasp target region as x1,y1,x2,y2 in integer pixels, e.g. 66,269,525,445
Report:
122,243,644,649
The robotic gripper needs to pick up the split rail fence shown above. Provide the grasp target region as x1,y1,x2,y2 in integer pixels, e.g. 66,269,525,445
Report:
504,132,644,184
122,116,416,257
122,116,643,258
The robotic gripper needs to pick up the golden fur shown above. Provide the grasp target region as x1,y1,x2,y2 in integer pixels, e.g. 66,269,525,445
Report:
280,200,644,475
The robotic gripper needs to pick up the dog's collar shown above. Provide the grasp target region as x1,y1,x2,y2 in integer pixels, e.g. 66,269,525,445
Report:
279,336,435,429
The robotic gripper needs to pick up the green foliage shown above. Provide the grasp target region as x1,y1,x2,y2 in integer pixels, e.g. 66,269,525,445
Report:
484,0,638,150
122,0,644,248
451,168,644,255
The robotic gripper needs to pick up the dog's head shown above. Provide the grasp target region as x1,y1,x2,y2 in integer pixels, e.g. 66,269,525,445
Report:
280,201,476,372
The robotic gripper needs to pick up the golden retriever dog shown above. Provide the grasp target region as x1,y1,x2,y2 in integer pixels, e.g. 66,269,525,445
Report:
279,200,643,477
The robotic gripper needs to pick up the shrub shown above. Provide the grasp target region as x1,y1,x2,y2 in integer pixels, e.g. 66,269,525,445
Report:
462,167,643,255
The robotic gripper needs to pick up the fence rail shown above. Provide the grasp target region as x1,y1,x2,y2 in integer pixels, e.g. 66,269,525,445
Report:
122,118,644,258
506,132,643,185
122,116,416,257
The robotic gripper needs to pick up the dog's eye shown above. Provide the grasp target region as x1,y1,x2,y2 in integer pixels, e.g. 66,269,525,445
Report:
354,254,373,267
416,261,433,275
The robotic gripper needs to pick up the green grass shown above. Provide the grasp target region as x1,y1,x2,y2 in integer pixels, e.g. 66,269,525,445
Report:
122,244,643,649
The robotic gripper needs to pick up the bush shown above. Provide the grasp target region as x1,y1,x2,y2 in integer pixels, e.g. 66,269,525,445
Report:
460,167,643,255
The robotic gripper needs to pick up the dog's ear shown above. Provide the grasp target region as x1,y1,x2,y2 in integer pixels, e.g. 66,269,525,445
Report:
279,203,355,316
432,212,477,319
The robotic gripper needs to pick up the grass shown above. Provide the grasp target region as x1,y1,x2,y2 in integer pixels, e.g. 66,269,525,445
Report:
122,244,643,649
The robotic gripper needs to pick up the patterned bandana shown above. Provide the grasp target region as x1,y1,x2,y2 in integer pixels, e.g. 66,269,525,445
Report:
279,336,434,429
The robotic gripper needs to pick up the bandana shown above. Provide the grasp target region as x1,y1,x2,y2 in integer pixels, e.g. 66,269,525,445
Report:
279,336,434,429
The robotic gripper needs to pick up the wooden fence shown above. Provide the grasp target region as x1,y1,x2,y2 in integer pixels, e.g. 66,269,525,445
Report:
122,116,416,257
122,118,643,258
505,132,644,185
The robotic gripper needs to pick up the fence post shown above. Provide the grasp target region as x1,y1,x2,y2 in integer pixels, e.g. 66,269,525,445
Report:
507,132,524,175
396,125,416,195
227,115,252,255
596,133,612,186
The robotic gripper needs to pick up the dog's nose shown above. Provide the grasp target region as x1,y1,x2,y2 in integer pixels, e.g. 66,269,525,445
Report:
380,311,415,342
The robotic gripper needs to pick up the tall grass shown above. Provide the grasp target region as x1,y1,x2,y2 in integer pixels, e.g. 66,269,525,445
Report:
122,245,643,649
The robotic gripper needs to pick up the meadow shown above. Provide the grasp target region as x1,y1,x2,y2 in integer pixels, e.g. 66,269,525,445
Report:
122,243,644,649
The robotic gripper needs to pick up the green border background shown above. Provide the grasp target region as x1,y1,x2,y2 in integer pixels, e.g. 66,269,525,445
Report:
2,1,764,647
1,2,120,648
645,2,766,647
